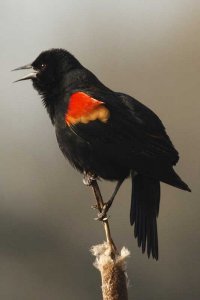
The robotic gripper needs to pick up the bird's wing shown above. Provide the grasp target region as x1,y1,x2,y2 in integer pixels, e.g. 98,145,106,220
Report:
117,92,179,165
65,90,179,168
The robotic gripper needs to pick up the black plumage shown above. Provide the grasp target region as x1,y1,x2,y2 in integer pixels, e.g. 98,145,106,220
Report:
14,48,191,259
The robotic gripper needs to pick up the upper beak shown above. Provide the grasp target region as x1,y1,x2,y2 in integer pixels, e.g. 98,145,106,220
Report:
12,64,38,82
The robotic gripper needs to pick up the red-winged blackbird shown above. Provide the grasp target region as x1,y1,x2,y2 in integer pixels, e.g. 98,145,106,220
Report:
14,48,191,260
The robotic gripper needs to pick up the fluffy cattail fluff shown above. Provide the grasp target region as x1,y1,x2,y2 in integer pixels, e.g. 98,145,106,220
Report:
91,242,130,300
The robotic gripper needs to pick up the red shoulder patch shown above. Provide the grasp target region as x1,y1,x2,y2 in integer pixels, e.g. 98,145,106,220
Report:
65,92,110,126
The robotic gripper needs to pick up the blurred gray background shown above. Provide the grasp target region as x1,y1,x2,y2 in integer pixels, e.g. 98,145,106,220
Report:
0,0,200,299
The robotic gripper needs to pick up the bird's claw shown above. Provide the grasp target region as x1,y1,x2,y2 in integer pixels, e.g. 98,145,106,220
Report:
94,215,109,221
94,203,110,221
91,204,98,210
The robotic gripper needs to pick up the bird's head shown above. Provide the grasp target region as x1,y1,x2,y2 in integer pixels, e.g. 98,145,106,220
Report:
13,48,81,94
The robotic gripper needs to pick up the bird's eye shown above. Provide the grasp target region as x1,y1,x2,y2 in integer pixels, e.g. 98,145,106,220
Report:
40,63,46,70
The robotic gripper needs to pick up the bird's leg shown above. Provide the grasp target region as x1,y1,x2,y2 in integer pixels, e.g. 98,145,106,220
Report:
83,173,118,256
90,180,117,257
96,179,124,221
83,171,101,208
83,171,100,210
83,171,97,186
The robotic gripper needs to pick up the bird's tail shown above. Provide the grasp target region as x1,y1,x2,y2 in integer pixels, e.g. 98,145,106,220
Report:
130,172,160,260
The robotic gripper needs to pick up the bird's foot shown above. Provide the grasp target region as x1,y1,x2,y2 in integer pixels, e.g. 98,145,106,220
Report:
91,204,98,210
94,199,113,221
83,172,96,186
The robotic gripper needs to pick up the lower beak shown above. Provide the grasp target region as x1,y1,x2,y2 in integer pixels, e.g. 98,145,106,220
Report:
12,64,38,82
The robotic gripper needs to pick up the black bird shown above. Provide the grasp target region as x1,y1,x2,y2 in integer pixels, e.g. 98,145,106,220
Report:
14,48,191,260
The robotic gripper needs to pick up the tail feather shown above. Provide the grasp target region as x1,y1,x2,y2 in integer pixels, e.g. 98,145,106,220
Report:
130,172,160,260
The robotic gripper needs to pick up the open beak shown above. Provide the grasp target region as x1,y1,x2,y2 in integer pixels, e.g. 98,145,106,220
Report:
12,64,38,82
